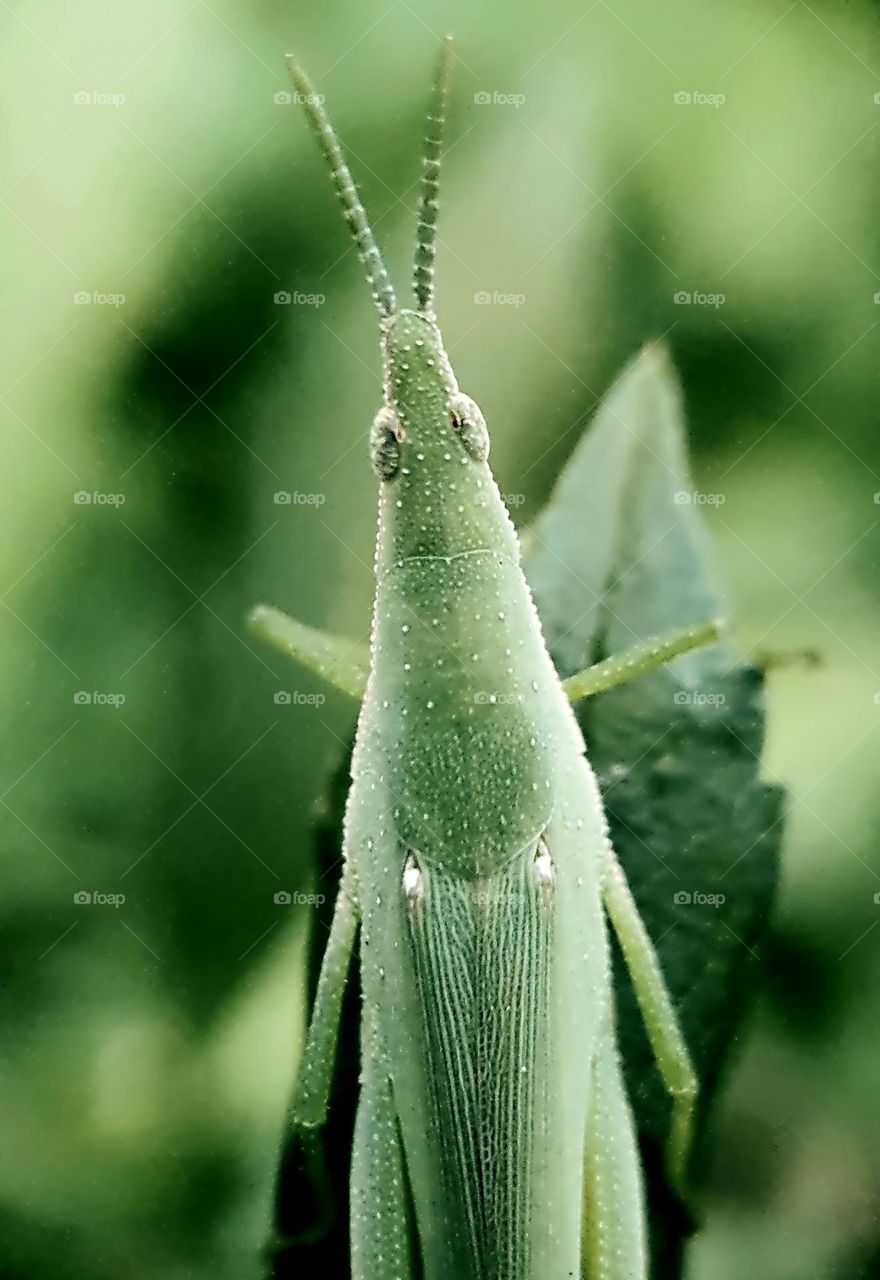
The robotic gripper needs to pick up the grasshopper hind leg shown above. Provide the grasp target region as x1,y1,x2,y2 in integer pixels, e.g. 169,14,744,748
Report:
351,1008,416,1280
582,1025,648,1280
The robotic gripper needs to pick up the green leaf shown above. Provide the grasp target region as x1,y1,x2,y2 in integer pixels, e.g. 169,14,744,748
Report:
524,343,783,1267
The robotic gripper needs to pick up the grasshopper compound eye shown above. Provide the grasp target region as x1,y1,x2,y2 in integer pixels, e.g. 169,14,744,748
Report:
450,392,490,462
370,407,403,480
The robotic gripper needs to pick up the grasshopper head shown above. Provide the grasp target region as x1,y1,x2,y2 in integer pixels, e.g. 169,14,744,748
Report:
374,307,505,562
382,308,463,452
380,307,491,467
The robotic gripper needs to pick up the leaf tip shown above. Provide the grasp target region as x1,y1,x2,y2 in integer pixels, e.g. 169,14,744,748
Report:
640,337,673,371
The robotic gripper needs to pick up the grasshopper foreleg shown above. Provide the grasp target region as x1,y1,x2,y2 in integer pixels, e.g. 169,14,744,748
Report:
293,863,359,1130
563,619,721,703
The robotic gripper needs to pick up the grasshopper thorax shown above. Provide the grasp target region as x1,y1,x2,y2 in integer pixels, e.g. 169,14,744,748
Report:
377,309,488,466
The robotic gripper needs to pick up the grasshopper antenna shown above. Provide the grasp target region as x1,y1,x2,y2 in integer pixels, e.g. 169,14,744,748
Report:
287,57,396,318
414,36,454,316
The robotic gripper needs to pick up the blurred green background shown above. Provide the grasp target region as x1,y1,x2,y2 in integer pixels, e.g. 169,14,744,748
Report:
1,1,878,1276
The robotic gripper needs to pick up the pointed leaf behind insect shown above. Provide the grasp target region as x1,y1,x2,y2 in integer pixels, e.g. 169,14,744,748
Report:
524,343,783,1266
524,342,723,674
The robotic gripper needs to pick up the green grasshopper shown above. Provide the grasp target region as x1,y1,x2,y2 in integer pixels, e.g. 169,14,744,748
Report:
258,37,713,1280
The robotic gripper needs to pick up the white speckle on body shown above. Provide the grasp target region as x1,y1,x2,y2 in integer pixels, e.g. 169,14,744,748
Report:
403,855,423,903
535,846,556,887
